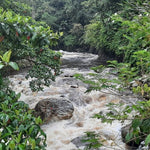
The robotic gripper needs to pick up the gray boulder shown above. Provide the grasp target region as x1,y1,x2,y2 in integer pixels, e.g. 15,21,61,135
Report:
34,98,74,123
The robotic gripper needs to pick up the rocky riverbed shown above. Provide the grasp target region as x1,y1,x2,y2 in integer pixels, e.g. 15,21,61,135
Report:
9,51,139,150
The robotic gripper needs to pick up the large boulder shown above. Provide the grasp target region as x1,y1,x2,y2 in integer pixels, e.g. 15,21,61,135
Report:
34,98,74,123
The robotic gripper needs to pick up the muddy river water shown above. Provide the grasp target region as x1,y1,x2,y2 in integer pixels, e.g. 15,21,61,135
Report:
9,51,138,150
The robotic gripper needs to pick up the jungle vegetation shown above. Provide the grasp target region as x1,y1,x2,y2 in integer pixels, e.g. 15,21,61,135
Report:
1,0,150,149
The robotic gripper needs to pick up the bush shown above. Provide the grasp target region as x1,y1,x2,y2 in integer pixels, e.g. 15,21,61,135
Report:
0,8,62,91
0,88,46,150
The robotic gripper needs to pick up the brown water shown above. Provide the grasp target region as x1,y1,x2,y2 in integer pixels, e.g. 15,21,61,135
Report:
9,51,134,150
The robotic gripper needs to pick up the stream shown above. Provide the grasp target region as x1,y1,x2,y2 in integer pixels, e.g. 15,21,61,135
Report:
9,51,138,150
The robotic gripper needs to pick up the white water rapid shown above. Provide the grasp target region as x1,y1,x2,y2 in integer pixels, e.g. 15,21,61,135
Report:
9,51,134,150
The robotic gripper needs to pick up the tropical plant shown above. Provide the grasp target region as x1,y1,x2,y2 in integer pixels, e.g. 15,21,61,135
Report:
0,89,46,150
0,8,62,91
0,50,19,70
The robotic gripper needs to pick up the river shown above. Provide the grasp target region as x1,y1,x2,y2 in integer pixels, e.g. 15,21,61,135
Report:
9,51,138,150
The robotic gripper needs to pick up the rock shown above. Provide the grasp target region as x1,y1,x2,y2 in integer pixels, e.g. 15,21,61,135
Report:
34,98,74,123
71,135,101,150
130,81,139,87
64,74,74,77
98,94,107,101
75,122,84,127
60,95,65,97
71,136,90,149
70,85,78,88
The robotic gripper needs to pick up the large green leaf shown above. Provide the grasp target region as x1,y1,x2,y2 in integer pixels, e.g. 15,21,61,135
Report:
3,50,12,63
145,134,150,146
9,62,19,71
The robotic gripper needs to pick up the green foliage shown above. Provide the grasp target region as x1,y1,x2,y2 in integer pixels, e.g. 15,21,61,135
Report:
83,0,125,56
145,134,150,146
84,22,102,50
63,34,76,47
113,12,150,64
83,0,150,63
74,65,117,93
133,83,150,99
0,50,19,70
0,0,31,16
91,65,105,73
0,88,46,150
0,7,61,91
94,100,150,145
81,131,103,150
9,0,150,55
76,57,150,147
133,50,150,75
15,0,94,51
108,60,138,86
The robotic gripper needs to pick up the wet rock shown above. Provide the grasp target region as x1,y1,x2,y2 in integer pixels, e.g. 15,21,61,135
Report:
130,81,139,87
75,122,84,127
18,81,22,84
70,85,78,88
71,135,101,150
34,98,74,123
71,136,91,149
60,95,65,97
64,74,74,77
98,94,107,101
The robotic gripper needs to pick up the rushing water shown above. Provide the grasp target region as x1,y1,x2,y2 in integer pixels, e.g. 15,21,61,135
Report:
9,51,135,150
